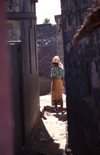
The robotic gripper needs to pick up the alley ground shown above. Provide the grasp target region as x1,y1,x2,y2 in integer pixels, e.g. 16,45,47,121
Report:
30,94,68,155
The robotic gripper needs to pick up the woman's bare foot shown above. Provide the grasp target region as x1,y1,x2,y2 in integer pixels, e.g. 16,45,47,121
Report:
55,105,58,114
56,111,58,114
61,111,65,114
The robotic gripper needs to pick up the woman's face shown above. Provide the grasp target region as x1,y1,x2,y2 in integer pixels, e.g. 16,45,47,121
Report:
53,63,58,67
53,63,55,67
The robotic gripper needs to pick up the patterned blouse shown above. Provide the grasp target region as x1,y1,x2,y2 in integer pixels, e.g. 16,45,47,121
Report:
51,67,65,79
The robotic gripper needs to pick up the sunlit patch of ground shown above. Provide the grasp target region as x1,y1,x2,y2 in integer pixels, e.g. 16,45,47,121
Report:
31,94,68,155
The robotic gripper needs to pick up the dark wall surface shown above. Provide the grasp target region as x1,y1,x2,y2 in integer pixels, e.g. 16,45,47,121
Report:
10,43,23,155
20,0,40,144
7,0,39,154
39,76,51,96
61,0,100,155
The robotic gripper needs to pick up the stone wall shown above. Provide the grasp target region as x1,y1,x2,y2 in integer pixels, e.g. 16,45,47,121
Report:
55,15,64,64
37,24,57,95
61,0,100,155
37,24,57,77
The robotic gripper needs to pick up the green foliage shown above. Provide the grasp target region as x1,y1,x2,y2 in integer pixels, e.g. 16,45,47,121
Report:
43,18,50,24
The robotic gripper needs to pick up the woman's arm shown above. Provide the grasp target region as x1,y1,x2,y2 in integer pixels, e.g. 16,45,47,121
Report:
52,76,55,91
62,77,64,83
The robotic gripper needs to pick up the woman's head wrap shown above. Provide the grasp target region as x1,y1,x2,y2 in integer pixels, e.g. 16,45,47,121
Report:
52,56,64,69
52,56,60,63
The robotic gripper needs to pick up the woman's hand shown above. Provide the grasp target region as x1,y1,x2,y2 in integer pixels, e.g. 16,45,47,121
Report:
52,85,55,91
52,76,55,91
62,77,64,83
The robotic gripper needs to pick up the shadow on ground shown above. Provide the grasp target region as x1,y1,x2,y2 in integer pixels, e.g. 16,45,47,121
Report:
44,105,67,113
23,94,68,155
29,117,66,155
53,113,67,121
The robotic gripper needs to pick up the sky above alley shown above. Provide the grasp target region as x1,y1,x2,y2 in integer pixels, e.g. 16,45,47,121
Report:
36,0,61,24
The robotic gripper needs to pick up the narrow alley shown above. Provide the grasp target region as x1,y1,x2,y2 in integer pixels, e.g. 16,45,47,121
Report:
26,94,67,155
2,1,100,155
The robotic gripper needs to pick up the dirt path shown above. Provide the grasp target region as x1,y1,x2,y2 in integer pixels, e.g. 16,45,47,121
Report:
31,94,68,155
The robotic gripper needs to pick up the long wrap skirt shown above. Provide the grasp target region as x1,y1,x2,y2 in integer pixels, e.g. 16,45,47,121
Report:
51,79,63,106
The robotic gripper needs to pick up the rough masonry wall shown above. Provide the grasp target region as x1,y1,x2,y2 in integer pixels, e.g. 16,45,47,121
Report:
37,24,57,77
37,24,57,95
55,15,64,64
61,0,100,155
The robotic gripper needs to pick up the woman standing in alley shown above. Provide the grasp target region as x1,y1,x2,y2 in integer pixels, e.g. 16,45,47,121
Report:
51,56,65,114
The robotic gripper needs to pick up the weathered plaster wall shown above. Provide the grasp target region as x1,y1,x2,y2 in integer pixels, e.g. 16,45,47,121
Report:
6,0,20,41
7,1,40,154
39,76,51,96
19,1,40,147
61,0,100,155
